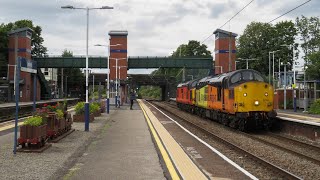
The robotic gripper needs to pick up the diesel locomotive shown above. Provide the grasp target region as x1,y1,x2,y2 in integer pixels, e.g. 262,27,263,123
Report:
176,69,277,131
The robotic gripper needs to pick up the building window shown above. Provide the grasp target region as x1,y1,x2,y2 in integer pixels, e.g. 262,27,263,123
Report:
44,68,49,75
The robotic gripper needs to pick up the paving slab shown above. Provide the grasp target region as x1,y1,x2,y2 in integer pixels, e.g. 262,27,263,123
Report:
66,103,165,180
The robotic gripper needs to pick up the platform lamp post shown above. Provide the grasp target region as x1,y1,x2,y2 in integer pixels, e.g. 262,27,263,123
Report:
110,58,127,107
281,44,296,112
94,43,121,114
272,50,280,89
280,61,290,110
61,5,113,131
113,65,127,107
268,51,281,85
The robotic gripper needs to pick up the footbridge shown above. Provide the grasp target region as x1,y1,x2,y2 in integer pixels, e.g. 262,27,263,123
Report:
34,56,213,69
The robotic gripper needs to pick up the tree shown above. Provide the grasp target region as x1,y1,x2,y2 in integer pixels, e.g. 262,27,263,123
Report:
0,20,47,59
305,51,320,80
296,16,320,58
57,49,85,97
171,40,212,57
166,40,212,81
138,40,212,99
237,21,297,76
296,16,320,81
0,20,48,77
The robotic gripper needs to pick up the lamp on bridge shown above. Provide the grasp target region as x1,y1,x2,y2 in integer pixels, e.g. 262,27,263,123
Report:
62,5,113,132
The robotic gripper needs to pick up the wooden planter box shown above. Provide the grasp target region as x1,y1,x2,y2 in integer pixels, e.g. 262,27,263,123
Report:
18,124,47,146
93,111,101,117
73,114,94,122
100,102,106,113
65,112,73,130
47,113,58,138
57,118,66,132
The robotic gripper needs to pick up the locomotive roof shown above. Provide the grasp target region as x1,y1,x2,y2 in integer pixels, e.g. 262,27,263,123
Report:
196,76,213,88
177,78,200,88
177,69,263,89
177,82,188,87
208,69,264,86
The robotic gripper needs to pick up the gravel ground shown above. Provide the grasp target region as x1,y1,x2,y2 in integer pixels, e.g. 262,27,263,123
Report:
0,111,114,180
250,133,320,162
154,102,320,180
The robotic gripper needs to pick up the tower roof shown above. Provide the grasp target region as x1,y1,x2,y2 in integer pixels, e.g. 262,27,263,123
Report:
8,27,33,36
108,30,128,36
213,29,237,38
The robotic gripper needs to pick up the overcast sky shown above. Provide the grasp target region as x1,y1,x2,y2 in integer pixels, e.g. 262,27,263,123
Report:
0,0,318,73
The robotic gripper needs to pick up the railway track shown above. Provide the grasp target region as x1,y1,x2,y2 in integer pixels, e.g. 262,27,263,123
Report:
245,132,320,166
163,101,320,166
151,101,302,179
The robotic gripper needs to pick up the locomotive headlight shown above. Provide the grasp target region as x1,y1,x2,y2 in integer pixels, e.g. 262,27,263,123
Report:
243,93,247,97
254,100,259,106
265,92,268,96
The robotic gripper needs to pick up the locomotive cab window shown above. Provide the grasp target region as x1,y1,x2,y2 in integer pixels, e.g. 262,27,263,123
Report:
254,72,264,82
231,73,241,84
230,70,265,85
242,71,254,81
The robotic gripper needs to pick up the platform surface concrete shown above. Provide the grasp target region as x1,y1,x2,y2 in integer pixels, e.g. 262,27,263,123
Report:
277,109,320,125
0,98,79,108
68,102,165,180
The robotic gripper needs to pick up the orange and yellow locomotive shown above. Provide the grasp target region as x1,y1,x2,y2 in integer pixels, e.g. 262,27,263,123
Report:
176,69,277,131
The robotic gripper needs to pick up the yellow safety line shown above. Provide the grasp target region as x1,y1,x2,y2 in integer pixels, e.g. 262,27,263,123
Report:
68,108,75,112
0,122,24,132
138,100,180,180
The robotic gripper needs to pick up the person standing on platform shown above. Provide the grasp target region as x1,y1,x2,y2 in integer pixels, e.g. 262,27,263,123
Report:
130,90,136,110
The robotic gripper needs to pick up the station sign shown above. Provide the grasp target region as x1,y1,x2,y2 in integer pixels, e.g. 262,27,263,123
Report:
20,57,37,74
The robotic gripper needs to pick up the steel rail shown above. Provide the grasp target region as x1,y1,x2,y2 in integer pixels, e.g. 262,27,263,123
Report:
152,101,302,180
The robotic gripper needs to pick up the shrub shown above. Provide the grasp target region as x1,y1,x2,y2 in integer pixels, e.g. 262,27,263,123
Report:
46,104,57,112
75,102,85,115
56,109,64,119
34,108,48,124
309,99,320,114
90,103,100,113
23,116,44,126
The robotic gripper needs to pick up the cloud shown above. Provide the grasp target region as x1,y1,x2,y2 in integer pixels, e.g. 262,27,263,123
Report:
208,3,227,19
0,0,318,68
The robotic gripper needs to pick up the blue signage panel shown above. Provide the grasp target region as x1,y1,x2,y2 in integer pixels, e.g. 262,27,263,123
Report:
110,49,127,53
20,57,37,73
215,50,237,54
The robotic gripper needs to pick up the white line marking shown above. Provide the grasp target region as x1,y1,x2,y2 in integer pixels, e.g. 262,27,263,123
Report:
148,102,258,180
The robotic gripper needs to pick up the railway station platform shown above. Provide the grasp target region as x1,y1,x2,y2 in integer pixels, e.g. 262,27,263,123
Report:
276,109,320,126
65,100,210,180
0,98,79,108
0,99,252,179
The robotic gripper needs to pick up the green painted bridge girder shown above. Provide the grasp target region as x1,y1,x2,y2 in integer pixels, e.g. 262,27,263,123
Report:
34,57,108,68
34,56,213,69
128,56,213,69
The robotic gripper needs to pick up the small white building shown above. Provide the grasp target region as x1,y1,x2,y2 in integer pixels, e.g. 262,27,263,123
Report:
41,68,58,98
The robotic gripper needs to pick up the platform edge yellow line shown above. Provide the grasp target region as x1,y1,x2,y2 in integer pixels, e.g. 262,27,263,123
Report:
138,100,180,180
